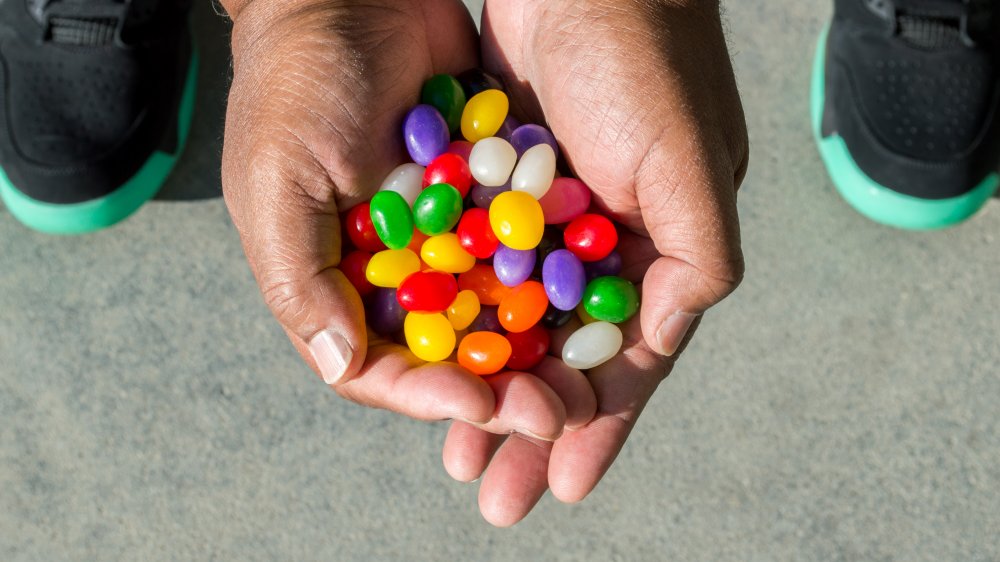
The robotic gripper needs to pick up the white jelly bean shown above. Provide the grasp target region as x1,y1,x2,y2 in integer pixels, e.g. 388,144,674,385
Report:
380,163,425,206
469,137,517,187
562,321,623,370
511,143,556,199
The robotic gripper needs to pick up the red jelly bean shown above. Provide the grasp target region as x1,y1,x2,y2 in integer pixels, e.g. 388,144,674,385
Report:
498,281,548,333
423,153,473,197
447,140,474,163
345,203,387,253
397,271,459,313
456,208,500,259
563,214,618,262
340,250,375,297
506,324,551,371
458,264,511,306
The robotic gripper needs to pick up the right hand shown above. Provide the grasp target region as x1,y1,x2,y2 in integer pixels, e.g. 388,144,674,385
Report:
220,0,587,437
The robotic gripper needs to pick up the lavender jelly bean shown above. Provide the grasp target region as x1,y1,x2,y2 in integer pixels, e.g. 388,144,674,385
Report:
494,244,537,288
468,305,504,334
471,181,511,209
510,124,560,160
367,288,408,336
542,249,586,311
403,105,449,166
497,115,522,142
584,251,623,281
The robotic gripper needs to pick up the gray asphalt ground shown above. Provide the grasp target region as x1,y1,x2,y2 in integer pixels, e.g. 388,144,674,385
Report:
3,1,1000,560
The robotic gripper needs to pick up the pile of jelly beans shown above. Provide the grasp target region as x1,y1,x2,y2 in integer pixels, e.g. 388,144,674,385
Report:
340,70,639,375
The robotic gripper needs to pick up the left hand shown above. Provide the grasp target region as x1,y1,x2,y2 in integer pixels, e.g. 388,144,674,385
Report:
442,0,749,526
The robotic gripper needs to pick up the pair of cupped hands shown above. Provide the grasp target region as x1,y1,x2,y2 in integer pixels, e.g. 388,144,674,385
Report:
219,0,747,526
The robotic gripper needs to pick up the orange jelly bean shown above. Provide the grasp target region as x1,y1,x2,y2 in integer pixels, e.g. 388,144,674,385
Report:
458,264,511,306
498,281,548,333
458,332,513,375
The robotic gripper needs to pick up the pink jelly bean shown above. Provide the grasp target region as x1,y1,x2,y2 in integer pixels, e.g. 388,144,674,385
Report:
538,178,592,224
447,141,474,163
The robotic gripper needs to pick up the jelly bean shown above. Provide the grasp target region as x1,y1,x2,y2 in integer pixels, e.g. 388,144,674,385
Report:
380,163,425,207
564,214,619,262
447,140,474,163
511,144,556,199
542,249,586,311
340,250,375,297
413,183,463,236
489,191,545,251
461,89,509,142
577,302,600,325
468,305,503,334
407,229,430,254
404,312,456,362
421,233,476,273
542,304,574,330
397,270,459,313
584,251,623,281
510,124,560,160
498,281,548,333
366,248,420,288
369,191,414,250
506,324,551,371
538,178,592,224
458,264,511,306
447,290,481,331
404,105,449,166
536,226,566,266
562,322,623,370
423,153,473,197
421,74,466,133
497,114,521,142
583,276,640,324
469,137,517,187
470,182,511,210
345,203,387,253
493,244,536,288
456,208,500,259
458,332,513,375
367,288,407,336
456,68,503,99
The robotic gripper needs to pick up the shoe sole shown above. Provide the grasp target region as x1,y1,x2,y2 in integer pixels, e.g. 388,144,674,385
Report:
0,45,199,235
811,25,999,230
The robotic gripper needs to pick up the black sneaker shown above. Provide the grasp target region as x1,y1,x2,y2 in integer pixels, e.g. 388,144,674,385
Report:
0,0,196,234
812,0,1000,229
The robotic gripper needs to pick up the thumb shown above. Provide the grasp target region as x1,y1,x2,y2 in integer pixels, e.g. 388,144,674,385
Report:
635,142,745,357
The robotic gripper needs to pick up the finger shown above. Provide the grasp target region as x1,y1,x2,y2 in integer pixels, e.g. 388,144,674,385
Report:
530,357,596,429
442,421,506,483
478,433,553,527
473,373,567,441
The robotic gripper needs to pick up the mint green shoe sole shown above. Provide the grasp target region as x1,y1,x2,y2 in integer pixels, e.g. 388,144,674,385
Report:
811,26,998,230
0,49,198,235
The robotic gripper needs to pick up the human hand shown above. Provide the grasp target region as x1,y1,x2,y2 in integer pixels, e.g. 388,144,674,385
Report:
219,0,580,436
442,0,749,526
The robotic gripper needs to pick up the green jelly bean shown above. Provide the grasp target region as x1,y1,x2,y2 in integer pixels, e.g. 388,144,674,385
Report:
583,276,640,324
370,191,414,250
414,183,464,236
421,74,467,134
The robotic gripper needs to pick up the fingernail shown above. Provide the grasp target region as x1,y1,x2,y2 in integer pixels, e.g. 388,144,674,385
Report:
309,330,354,385
515,428,559,442
656,312,699,356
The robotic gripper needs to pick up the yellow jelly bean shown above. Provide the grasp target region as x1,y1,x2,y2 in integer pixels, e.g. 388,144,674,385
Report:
447,290,481,331
489,191,545,251
366,249,421,288
404,312,456,362
461,89,509,142
577,302,599,325
421,233,476,274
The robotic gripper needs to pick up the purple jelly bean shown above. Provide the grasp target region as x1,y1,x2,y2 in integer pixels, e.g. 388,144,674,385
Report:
510,124,560,160
584,251,623,281
468,306,503,334
497,115,522,142
542,249,586,311
456,68,503,99
471,180,511,209
494,244,536,288
367,288,408,336
403,105,449,166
